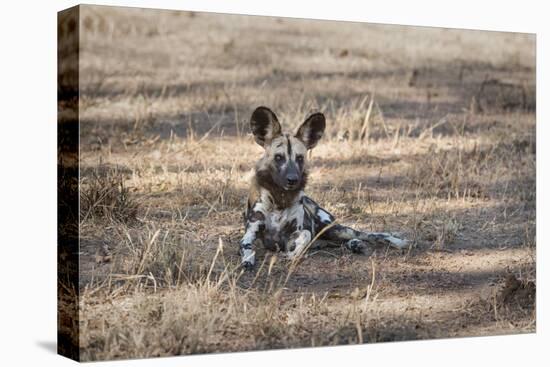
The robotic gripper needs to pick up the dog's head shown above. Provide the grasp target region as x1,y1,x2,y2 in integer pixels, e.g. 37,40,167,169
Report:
250,106,325,192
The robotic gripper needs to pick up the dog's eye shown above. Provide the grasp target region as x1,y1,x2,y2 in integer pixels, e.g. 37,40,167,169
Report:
296,155,304,164
274,154,285,162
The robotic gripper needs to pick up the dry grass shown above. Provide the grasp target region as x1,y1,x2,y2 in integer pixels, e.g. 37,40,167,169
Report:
74,5,536,361
80,166,139,223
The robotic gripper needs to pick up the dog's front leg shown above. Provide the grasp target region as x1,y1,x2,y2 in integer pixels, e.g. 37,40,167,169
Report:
239,206,266,270
285,230,312,260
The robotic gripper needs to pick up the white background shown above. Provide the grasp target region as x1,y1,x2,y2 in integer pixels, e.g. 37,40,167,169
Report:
0,0,547,365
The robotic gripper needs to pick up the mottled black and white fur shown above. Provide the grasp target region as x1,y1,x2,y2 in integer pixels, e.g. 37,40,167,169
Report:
239,106,407,269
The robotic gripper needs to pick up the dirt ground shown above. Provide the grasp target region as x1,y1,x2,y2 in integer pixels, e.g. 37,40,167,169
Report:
73,5,535,361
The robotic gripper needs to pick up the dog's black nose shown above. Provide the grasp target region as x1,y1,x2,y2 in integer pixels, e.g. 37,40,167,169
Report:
286,177,298,186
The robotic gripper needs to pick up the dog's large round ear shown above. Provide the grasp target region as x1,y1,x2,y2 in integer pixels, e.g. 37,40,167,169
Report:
250,106,282,147
295,112,326,149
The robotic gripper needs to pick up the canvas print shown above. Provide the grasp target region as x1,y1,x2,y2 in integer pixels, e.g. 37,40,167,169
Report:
58,5,536,362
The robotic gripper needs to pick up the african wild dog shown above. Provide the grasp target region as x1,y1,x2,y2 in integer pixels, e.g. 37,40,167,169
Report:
239,106,407,269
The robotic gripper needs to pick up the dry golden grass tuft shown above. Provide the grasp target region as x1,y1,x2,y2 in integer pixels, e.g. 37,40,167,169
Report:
80,166,139,223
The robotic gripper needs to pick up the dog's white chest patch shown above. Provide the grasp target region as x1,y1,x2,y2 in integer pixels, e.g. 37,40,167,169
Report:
267,210,284,234
265,204,304,241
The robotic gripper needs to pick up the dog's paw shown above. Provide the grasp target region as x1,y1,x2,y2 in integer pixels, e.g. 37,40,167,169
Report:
241,260,255,271
345,239,366,253
284,230,311,260
240,248,256,270
345,239,374,256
